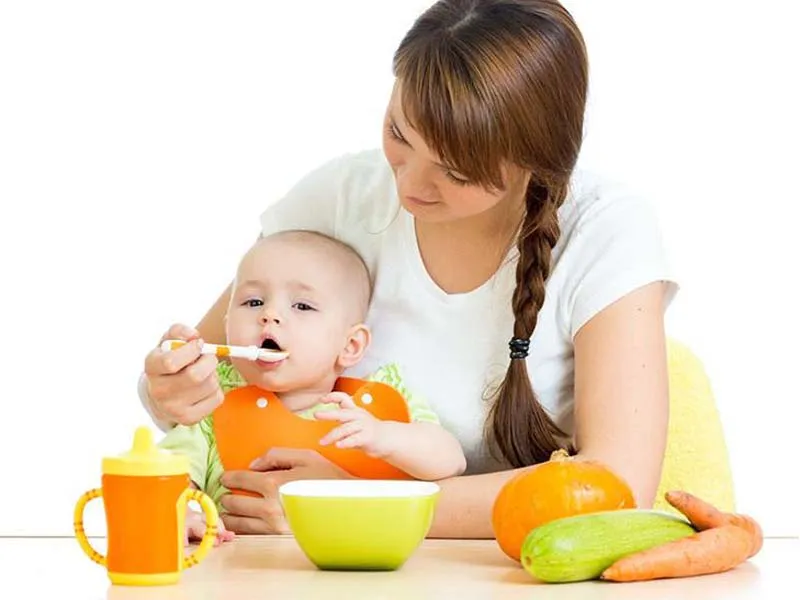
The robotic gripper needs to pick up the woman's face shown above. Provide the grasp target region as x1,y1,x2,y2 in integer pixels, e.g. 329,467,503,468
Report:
382,81,529,224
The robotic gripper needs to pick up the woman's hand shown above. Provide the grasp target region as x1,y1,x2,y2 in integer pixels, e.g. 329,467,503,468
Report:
143,323,224,426
219,448,352,535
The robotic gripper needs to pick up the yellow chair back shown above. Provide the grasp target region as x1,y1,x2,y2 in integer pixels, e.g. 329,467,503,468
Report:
653,338,736,514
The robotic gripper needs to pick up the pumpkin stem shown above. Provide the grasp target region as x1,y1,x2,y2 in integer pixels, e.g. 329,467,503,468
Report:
549,448,572,462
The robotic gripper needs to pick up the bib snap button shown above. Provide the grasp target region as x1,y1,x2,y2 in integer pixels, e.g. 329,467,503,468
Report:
361,393,373,405
256,397,268,409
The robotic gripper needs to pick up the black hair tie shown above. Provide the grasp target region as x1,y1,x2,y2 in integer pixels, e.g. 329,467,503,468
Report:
509,337,530,360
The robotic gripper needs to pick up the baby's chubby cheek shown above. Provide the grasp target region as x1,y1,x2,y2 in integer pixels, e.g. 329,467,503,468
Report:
223,325,258,347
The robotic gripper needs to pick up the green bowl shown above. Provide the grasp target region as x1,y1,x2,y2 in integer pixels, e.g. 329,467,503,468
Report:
279,479,440,571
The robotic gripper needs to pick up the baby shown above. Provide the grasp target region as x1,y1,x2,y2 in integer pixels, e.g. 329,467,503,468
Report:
157,230,466,542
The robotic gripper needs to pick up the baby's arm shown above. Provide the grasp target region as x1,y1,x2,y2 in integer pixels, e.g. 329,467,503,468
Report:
374,420,467,480
316,393,466,481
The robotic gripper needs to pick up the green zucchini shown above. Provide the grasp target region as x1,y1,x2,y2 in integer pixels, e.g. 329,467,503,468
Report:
520,509,696,583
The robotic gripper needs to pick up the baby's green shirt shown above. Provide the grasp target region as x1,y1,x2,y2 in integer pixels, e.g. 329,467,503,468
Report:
157,362,438,510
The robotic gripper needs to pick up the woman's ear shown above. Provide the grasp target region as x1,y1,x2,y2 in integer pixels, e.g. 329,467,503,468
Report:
337,323,371,369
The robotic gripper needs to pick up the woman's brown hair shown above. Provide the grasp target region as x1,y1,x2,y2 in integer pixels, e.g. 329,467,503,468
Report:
392,0,589,467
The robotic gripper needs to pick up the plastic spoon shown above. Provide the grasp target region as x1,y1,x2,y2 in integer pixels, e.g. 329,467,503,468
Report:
160,339,288,363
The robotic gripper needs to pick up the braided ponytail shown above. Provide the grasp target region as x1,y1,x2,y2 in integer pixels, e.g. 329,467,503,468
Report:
485,180,573,467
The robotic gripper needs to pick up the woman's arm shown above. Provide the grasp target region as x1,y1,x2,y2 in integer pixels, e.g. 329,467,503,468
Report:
427,281,670,538
571,280,670,507
426,467,528,538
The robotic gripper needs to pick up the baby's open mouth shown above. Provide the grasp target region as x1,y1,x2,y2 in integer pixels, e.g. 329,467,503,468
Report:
261,337,282,352
256,336,288,363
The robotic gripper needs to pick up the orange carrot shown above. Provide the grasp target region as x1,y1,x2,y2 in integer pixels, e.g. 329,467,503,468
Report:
666,490,763,558
664,490,728,530
726,513,763,558
600,524,752,582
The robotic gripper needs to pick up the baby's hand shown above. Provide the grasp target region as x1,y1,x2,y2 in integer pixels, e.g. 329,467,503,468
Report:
185,508,235,546
316,392,390,458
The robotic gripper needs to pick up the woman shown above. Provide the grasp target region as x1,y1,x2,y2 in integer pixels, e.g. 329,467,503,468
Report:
141,0,676,538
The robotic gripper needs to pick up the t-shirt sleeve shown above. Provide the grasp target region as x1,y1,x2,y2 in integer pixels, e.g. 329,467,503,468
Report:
259,154,347,239
560,180,679,339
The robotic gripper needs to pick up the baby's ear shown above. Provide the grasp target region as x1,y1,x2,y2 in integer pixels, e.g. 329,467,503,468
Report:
337,323,371,369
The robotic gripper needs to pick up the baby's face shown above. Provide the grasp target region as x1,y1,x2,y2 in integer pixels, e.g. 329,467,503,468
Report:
224,236,362,392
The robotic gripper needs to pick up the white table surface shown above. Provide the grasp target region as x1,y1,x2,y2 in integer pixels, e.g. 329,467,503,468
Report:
2,535,797,599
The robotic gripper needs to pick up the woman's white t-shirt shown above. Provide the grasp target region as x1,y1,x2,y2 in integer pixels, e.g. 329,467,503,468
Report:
260,149,678,475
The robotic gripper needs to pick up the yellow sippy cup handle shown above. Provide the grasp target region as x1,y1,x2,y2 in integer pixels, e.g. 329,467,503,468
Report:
74,488,107,566
180,488,219,569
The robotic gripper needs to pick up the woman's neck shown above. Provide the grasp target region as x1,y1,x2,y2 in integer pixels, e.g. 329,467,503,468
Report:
414,199,524,295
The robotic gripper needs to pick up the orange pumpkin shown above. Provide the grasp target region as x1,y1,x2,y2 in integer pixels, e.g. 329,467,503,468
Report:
491,449,636,561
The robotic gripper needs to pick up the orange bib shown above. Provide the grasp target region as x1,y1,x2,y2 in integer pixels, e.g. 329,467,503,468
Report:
212,377,414,486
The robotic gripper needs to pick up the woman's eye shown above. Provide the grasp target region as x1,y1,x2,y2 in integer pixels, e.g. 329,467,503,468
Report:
387,122,406,144
293,302,315,312
445,170,471,186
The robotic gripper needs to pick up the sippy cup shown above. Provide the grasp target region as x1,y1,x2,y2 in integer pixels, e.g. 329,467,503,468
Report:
74,426,219,586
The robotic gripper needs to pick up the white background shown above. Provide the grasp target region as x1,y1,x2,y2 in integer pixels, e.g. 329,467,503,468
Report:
0,1,797,538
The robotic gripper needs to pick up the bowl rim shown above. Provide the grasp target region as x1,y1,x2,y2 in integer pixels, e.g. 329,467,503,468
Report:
278,479,440,498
